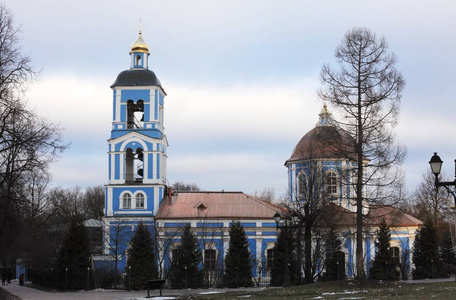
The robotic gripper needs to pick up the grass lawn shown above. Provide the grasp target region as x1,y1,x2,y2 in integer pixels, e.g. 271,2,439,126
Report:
182,280,456,300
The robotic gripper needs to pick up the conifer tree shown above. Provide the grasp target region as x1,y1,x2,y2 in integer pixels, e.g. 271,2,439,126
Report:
270,226,296,286
412,219,442,279
126,222,158,290
57,220,91,289
440,229,456,276
223,221,253,287
322,226,343,281
168,225,203,289
369,219,400,280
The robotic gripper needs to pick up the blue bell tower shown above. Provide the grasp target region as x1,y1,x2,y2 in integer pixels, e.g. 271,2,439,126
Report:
103,31,168,255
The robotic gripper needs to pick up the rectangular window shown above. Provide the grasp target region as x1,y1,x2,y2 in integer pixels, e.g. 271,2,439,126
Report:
204,249,217,270
390,247,400,264
267,249,275,270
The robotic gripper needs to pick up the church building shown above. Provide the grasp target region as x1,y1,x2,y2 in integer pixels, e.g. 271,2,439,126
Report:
96,32,422,282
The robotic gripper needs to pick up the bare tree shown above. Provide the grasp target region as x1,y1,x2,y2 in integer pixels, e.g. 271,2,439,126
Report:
319,27,406,278
412,171,451,232
102,219,133,288
82,186,105,220
289,159,332,284
253,187,276,203
0,4,67,265
172,181,201,191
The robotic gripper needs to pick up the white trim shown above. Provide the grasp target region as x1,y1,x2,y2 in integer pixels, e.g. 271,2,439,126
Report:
106,187,113,216
133,191,147,209
115,210,153,215
115,90,121,122
119,191,132,209
154,187,160,215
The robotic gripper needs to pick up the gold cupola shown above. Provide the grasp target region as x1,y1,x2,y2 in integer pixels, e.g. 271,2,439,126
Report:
130,30,150,54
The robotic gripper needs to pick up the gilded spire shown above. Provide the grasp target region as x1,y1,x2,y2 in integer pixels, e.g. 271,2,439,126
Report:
317,102,334,126
130,30,150,54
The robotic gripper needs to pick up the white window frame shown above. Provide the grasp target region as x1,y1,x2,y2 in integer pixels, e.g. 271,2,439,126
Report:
326,170,338,195
134,191,146,209
120,192,132,209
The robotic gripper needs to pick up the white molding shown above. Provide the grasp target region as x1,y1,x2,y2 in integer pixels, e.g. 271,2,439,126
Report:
115,210,153,215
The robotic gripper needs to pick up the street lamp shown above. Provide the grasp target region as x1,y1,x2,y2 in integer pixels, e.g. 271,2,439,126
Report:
128,266,131,291
273,212,298,287
429,152,456,206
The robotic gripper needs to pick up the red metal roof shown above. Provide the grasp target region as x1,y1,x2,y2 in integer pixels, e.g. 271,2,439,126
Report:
156,191,285,220
330,203,423,228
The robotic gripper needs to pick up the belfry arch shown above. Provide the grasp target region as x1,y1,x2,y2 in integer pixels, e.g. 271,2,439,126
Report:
125,147,144,182
126,100,144,129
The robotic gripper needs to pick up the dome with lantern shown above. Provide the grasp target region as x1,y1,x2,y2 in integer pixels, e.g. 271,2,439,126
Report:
285,104,356,165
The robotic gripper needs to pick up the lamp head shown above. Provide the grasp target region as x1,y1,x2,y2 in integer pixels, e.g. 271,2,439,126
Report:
273,212,281,224
429,152,443,176
291,213,299,224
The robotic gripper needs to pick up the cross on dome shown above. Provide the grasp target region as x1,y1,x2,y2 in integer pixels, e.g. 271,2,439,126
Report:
130,30,150,54
317,103,334,127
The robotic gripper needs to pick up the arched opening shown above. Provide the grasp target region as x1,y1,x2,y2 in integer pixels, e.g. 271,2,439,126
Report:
126,100,145,129
135,100,144,128
125,148,134,182
135,148,144,182
127,100,135,129
125,148,143,182
135,54,142,66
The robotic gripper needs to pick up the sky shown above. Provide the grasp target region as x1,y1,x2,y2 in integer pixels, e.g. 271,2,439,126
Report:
7,0,456,199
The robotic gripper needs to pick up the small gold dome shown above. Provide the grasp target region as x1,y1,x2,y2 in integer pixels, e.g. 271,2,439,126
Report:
130,30,150,54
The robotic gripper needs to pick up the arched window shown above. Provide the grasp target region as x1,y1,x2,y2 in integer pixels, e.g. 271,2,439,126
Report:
204,249,217,270
326,171,337,194
136,192,145,208
135,54,142,66
122,193,131,209
298,173,307,197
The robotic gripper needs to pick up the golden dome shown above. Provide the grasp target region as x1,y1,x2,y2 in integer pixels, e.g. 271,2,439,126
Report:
130,30,150,54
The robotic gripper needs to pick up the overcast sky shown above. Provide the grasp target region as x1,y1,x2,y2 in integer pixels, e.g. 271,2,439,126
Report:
8,0,456,198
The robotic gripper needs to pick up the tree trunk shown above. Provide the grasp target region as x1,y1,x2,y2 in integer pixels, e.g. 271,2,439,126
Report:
304,203,313,283
356,69,365,279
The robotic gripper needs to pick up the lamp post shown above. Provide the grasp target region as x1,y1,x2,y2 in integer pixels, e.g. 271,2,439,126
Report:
184,265,188,289
429,152,456,206
86,267,90,291
128,266,131,291
273,212,298,287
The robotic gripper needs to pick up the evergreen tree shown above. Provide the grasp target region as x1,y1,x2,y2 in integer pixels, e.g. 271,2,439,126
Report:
126,222,158,290
440,228,455,276
369,219,400,281
270,227,296,286
322,227,343,281
223,222,253,287
57,220,91,289
412,219,443,279
168,225,203,289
